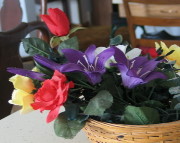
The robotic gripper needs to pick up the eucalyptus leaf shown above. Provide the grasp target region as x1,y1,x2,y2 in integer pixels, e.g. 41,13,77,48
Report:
169,86,180,95
54,112,85,139
84,90,113,116
110,35,123,46
171,96,180,109
58,37,79,55
22,38,51,57
124,106,160,125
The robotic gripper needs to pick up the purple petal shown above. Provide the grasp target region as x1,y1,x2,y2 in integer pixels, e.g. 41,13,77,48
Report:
139,59,160,77
61,49,87,66
34,55,61,71
113,46,127,65
127,69,138,77
7,67,45,81
84,45,96,64
84,72,102,85
143,71,167,83
95,47,115,70
117,64,143,88
130,56,149,69
60,63,83,73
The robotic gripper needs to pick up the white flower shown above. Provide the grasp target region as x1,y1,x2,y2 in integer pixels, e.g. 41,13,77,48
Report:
95,45,142,68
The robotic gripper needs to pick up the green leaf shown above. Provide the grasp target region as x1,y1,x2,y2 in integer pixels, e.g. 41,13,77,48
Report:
64,103,79,120
140,100,165,108
171,95,180,109
84,90,113,116
50,36,69,48
35,62,53,77
110,35,123,46
160,77,180,88
22,38,51,57
169,86,180,95
58,37,79,55
69,27,86,35
54,112,85,139
124,106,160,125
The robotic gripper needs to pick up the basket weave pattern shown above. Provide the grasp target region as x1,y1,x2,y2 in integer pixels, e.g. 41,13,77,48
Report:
83,119,180,143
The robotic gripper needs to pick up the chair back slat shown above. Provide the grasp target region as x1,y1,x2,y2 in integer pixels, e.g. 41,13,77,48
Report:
123,0,180,47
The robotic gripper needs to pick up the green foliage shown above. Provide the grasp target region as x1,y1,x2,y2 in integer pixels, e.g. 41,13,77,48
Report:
169,86,180,95
50,36,69,48
69,27,86,35
171,95,180,110
22,38,51,57
110,35,123,46
54,112,85,139
58,37,79,55
84,90,113,116
124,106,160,125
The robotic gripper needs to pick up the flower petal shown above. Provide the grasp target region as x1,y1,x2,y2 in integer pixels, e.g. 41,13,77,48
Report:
48,8,70,36
7,67,45,81
117,64,143,88
126,48,142,59
139,59,160,77
85,45,96,64
113,46,127,65
46,106,60,123
84,72,102,85
60,63,83,73
116,45,127,53
96,46,115,70
34,55,61,71
143,71,167,83
130,56,149,69
61,49,87,65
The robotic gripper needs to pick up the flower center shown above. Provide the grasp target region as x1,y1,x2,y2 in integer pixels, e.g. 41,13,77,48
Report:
77,55,97,72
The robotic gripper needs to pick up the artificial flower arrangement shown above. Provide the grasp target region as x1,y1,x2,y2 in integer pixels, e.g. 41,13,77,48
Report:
7,8,180,139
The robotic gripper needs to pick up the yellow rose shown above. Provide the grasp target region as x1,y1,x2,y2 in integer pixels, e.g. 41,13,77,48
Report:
9,75,35,114
155,42,180,69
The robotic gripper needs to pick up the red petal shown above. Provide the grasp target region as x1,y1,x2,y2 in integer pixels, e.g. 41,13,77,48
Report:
46,106,60,123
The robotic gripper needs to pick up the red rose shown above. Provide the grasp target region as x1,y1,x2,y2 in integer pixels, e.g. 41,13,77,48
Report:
31,70,74,123
139,46,158,58
40,8,70,36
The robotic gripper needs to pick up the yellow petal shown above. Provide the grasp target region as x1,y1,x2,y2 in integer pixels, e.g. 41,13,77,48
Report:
20,94,34,114
32,67,40,72
169,45,180,65
9,89,34,114
9,90,27,105
9,75,35,93
160,41,170,56
155,42,160,50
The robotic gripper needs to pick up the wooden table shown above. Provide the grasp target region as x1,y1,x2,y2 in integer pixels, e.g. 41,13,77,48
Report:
0,111,90,143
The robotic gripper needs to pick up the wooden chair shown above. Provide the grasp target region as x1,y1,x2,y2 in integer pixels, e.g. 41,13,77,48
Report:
0,0,50,119
123,0,180,48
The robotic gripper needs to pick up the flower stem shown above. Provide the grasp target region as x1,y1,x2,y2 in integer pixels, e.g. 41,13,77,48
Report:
148,86,155,100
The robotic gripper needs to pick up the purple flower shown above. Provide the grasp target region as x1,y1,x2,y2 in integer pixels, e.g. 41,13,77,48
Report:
7,67,45,81
112,47,167,89
60,45,115,84
34,55,61,71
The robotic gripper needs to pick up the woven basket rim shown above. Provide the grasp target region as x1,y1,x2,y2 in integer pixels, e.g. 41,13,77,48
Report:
88,119,180,128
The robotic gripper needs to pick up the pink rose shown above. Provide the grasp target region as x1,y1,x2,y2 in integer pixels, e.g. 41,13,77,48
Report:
31,70,74,123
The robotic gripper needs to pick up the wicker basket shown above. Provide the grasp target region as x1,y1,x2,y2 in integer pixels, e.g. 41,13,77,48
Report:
83,119,180,143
